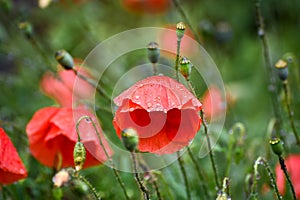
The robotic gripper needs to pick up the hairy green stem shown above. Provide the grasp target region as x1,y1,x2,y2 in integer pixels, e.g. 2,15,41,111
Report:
73,172,101,200
76,116,130,200
130,152,150,200
254,0,283,136
175,39,181,81
250,157,282,200
177,151,191,200
278,156,296,200
171,0,202,45
282,81,300,146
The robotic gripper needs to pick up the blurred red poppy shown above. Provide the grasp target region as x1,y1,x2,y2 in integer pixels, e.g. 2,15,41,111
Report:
276,154,300,198
201,86,225,120
26,107,112,169
40,64,94,107
0,128,27,185
113,75,202,154
121,0,170,14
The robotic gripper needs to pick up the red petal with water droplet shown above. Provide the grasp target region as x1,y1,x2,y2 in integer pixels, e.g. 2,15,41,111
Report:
113,76,201,154
0,128,27,185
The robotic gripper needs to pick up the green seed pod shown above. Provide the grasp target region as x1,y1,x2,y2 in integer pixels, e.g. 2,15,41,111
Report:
55,49,74,70
176,22,186,40
269,137,284,156
147,42,160,64
18,22,33,39
73,141,86,171
179,57,192,80
121,128,139,152
275,59,288,81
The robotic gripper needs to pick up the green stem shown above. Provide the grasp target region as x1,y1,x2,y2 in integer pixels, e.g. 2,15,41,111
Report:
76,116,130,200
282,81,300,146
130,152,150,200
254,0,283,136
171,0,202,45
155,171,175,200
250,157,282,200
177,151,191,200
175,39,181,81
279,156,296,200
73,69,111,101
187,147,210,199
152,63,157,75
73,172,101,200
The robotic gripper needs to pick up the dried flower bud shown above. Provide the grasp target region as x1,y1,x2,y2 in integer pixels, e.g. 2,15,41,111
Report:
121,128,139,152
176,22,186,40
270,137,284,156
179,57,192,80
55,49,74,70
52,169,70,187
275,59,288,81
147,42,160,64
18,22,33,39
73,141,86,171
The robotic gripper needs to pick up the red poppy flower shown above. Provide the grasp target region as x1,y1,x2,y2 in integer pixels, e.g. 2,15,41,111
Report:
113,75,202,154
40,65,93,107
26,107,112,169
121,0,170,14
201,86,225,120
276,154,300,198
0,128,27,185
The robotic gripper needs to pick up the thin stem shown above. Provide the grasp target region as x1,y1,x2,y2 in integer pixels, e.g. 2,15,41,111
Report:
72,69,111,101
73,172,101,200
187,147,210,199
250,157,282,200
282,81,300,146
152,63,157,75
175,39,181,81
171,0,202,45
152,177,162,200
76,116,130,200
254,0,283,136
177,151,191,200
130,152,150,200
279,156,296,200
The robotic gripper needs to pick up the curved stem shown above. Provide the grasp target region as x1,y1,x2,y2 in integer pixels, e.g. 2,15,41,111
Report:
177,151,191,200
76,116,130,200
279,156,296,200
73,172,101,200
130,152,150,200
282,81,300,146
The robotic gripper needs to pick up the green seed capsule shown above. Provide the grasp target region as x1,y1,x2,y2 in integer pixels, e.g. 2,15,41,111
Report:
179,57,192,80
275,59,288,81
73,141,86,171
147,42,160,64
176,22,186,40
269,137,284,156
55,50,74,70
121,128,139,152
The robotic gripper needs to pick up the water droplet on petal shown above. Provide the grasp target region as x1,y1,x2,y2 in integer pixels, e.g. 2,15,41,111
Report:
129,108,134,112
147,102,152,108
135,95,140,100
163,109,168,113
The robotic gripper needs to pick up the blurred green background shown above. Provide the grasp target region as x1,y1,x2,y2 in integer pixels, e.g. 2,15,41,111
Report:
1,0,300,199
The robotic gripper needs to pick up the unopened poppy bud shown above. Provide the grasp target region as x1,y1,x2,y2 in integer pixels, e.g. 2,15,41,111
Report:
275,59,288,81
179,57,192,80
121,128,139,152
73,141,86,171
176,22,186,40
18,22,33,39
55,50,74,70
147,42,160,64
270,137,284,156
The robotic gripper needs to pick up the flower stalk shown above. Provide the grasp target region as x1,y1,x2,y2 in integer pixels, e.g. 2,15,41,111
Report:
177,151,191,200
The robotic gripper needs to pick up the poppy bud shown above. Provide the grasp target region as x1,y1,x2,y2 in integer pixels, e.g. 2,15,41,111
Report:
73,141,86,171
275,59,288,81
55,49,74,70
18,22,33,39
121,128,139,152
269,137,284,156
147,42,160,64
176,22,186,40
179,57,192,80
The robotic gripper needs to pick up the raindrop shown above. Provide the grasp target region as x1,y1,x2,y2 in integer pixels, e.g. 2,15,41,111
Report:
163,109,168,113
147,102,152,108
157,96,161,100
135,95,140,100
129,108,134,112
156,103,161,107
171,102,175,106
